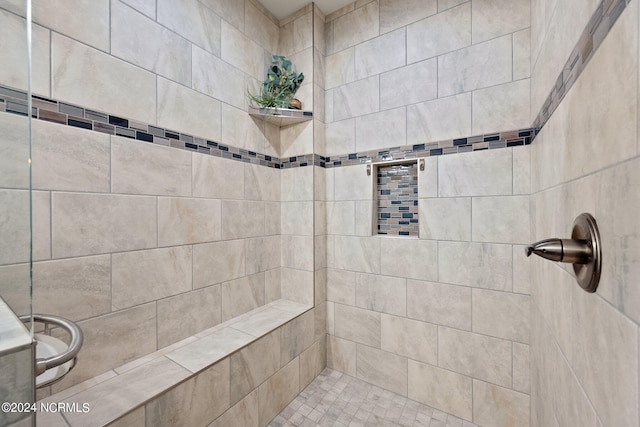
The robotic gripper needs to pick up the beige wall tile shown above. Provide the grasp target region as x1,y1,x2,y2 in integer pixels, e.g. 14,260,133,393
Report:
265,201,282,236
380,238,438,281
355,107,406,152
192,154,245,200
438,35,512,97
281,201,313,236
439,242,512,290
222,200,265,239
244,1,279,53
208,390,259,427
407,280,471,330
193,45,245,109
281,235,314,271
473,289,530,343
33,256,111,322
333,76,380,121
281,167,314,202
355,28,406,80
111,136,191,196
326,48,355,89
245,163,281,202
121,0,155,19
334,304,381,347
407,3,471,63
334,236,380,274
438,148,513,197
379,0,437,34
51,33,156,124
300,340,325,390
327,335,356,376
279,121,314,158
32,120,110,193
281,268,314,306
407,93,472,144
158,197,221,247
0,113,29,189
513,342,530,394
513,245,531,295
0,11,50,96
355,273,406,316
157,285,222,348
280,310,315,366
327,201,355,235
223,104,266,154
408,359,472,421
514,29,531,80
157,77,222,142
419,197,471,241
245,236,280,275
193,240,245,288
437,0,467,12
439,326,512,388
380,59,437,110
221,273,265,321
418,157,438,198
109,406,145,427
52,303,157,392
157,0,221,55
357,344,408,396
513,145,531,196
33,0,109,51
52,193,157,258
334,164,372,201
472,196,530,244
354,200,374,236
201,0,244,30
258,357,300,426
112,246,192,310
473,380,530,427
381,314,437,364
294,12,314,53
326,269,356,305
332,1,379,52
472,79,531,135
0,191,27,265
231,331,280,405
146,359,230,426
221,20,264,80
111,0,191,85
472,0,530,44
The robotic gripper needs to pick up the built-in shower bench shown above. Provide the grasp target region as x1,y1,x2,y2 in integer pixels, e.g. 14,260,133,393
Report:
36,299,311,427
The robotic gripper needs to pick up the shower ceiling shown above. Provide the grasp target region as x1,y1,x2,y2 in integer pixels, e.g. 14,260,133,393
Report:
256,0,355,20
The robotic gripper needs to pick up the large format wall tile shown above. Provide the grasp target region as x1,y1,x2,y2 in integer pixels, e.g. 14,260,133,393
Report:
52,193,157,258
51,33,156,124
472,0,530,44
33,0,109,51
334,164,372,201
192,154,245,200
33,256,111,322
408,360,472,421
356,344,408,396
472,196,530,244
438,148,512,197
193,46,244,109
111,136,192,196
380,238,438,281
333,76,380,121
221,21,264,80
52,303,157,392
157,77,221,142
121,0,155,19
333,236,380,274
473,380,530,427
158,197,221,247
438,326,513,388
380,59,437,110
327,335,356,376
325,48,355,89
193,240,245,288
245,236,281,274
355,273,406,316
222,104,266,154
112,246,193,310
407,280,471,330
334,304,381,347
438,34,512,97
257,358,300,427
244,1,279,53
222,200,265,239
407,93,472,144
379,0,437,34
156,285,222,348
111,0,191,86
406,2,470,63
381,314,437,364
472,288,530,343
438,242,512,290
208,390,258,427
355,107,406,152
221,273,265,321
32,120,110,193
231,331,280,405
354,28,406,80
472,79,531,135
0,113,29,189
332,1,379,53
419,197,471,241
157,0,221,56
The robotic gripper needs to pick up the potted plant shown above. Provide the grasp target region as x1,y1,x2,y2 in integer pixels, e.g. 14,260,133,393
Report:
248,55,305,111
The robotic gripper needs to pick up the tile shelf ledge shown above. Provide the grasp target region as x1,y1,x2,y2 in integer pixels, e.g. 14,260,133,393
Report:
248,106,313,127
36,299,311,427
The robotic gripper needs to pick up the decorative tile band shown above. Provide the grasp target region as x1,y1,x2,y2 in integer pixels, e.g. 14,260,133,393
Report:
533,0,630,129
376,163,419,237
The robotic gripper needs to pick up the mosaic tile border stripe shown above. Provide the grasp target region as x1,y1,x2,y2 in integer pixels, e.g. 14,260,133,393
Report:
533,0,630,130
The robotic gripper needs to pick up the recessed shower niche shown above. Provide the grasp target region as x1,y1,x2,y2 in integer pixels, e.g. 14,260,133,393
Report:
373,160,419,237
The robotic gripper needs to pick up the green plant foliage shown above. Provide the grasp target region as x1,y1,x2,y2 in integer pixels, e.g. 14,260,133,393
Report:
248,55,304,109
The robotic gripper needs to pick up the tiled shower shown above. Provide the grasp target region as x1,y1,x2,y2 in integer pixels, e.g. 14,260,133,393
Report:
0,0,638,426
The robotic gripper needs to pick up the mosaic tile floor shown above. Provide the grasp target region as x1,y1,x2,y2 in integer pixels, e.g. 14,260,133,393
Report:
268,369,480,427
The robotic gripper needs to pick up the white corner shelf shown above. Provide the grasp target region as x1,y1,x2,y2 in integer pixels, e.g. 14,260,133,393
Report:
248,106,313,127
